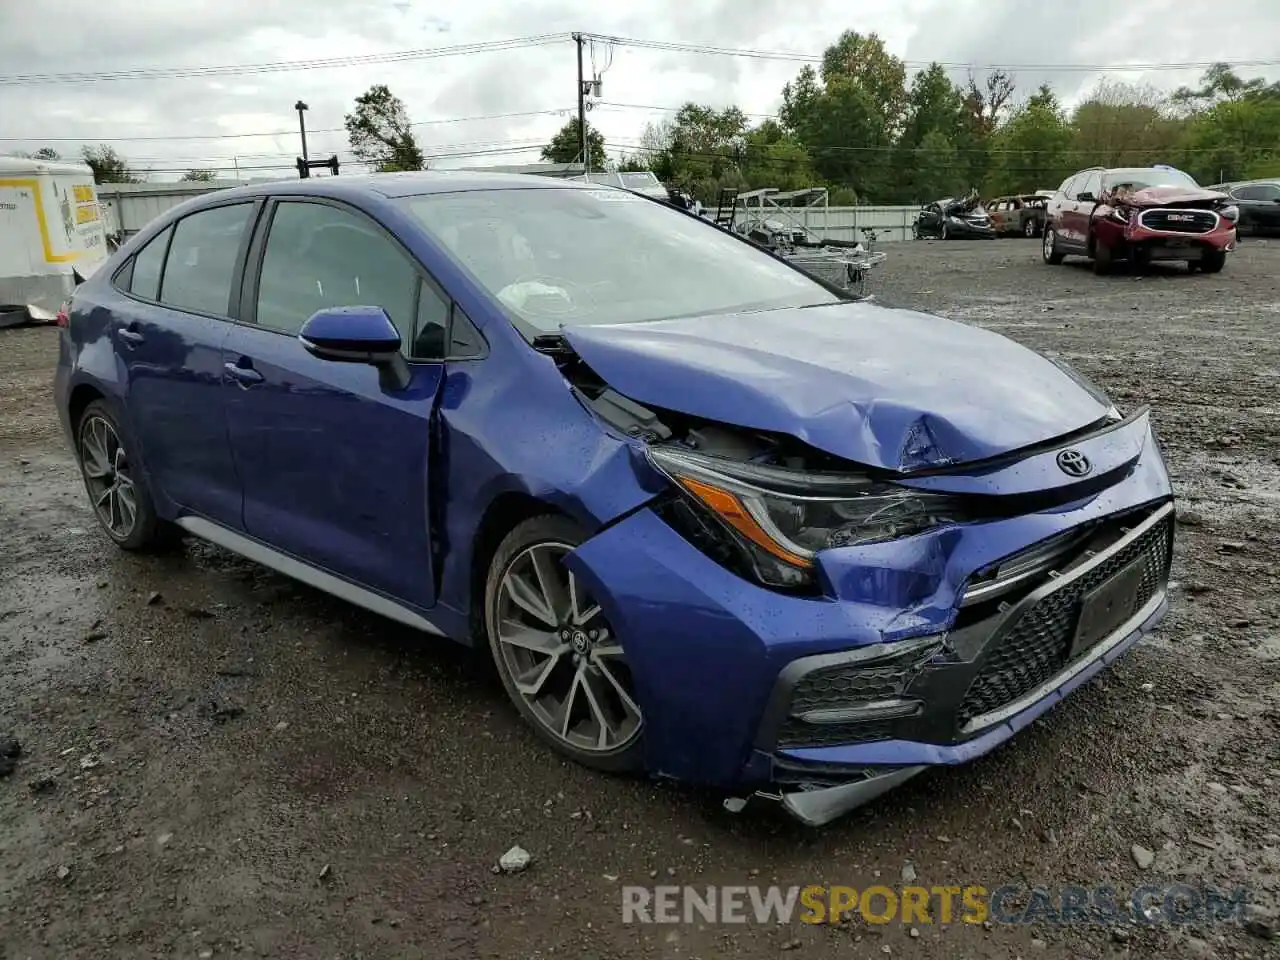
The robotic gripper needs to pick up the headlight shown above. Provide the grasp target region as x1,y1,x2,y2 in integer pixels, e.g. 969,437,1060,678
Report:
647,446,968,590
1110,206,1131,224
1220,204,1239,222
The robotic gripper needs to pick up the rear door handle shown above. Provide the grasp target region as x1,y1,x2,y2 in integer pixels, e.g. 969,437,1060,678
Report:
224,358,264,385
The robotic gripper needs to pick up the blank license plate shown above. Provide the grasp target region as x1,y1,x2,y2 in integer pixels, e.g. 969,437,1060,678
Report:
1070,560,1146,658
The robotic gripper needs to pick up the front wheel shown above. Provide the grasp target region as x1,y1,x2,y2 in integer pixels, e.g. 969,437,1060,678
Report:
1042,226,1065,264
76,400,180,552
1092,236,1114,275
941,222,950,240
1198,249,1227,273
484,514,644,773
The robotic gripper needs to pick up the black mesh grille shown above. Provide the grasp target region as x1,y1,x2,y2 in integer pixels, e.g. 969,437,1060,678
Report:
777,718,896,748
788,663,914,715
775,644,935,748
957,515,1172,728
1139,209,1217,234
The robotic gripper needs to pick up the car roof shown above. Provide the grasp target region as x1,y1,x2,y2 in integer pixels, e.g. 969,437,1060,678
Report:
204,170,599,203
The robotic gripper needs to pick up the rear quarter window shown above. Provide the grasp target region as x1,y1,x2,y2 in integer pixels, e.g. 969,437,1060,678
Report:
123,226,172,301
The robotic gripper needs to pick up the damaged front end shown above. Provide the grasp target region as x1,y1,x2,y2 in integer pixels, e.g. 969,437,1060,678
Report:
540,330,1174,824
1097,184,1238,263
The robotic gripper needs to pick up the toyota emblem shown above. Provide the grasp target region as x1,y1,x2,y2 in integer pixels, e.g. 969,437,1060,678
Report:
1056,449,1092,477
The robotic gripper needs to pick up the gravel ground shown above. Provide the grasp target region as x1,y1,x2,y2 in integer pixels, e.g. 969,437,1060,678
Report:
2,237,1279,960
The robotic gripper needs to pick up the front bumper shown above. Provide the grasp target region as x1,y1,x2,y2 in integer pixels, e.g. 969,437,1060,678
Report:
1098,209,1237,258
946,219,995,238
563,425,1174,814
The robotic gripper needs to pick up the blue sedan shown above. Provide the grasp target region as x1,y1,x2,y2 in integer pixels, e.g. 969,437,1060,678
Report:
53,172,1175,825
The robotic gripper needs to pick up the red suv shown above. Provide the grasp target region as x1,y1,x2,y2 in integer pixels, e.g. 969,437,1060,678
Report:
1042,165,1238,274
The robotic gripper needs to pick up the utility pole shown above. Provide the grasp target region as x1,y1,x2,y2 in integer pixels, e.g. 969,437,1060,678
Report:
295,100,310,162
573,33,588,174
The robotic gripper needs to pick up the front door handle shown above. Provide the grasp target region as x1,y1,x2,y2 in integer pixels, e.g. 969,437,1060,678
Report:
118,327,145,345
224,359,264,385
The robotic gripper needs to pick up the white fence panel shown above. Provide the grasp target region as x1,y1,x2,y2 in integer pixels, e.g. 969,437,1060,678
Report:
785,206,920,245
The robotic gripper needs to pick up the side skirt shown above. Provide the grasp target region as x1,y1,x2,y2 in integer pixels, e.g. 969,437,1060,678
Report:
175,516,446,637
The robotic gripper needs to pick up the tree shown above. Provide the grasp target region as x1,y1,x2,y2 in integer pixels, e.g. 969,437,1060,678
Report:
911,131,963,201
780,33,907,201
819,31,908,132
896,64,968,200
1170,65,1280,183
540,117,605,169
28,146,61,161
344,84,425,172
986,85,1074,195
1071,80,1180,169
81,145,140,183
181,168,216,182
964,70,1016,135
633,104,750,200
615,153,650,172
739,120,816,192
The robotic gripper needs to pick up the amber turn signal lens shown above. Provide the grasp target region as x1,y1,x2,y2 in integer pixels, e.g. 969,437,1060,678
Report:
676,476,813,569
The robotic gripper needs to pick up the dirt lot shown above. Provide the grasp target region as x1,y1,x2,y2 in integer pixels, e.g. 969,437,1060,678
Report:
2,237,1279,960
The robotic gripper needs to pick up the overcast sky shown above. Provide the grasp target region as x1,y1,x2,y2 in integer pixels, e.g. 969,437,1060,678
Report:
1,0,1277,181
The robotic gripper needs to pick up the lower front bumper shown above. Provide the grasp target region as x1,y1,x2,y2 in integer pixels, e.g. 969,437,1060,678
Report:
756,590,1168,825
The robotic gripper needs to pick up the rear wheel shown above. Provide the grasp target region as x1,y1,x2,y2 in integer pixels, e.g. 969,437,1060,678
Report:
76,400,180,552
1199,248,1227,273
484,514,644,773
1042,226,1065,264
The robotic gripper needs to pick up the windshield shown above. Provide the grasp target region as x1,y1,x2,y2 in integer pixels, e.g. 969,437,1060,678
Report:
1104,167,1200,191
619,172,661,189
398,188,835,333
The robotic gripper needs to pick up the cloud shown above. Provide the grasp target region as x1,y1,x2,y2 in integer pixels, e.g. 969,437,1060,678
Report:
1,0,1275,180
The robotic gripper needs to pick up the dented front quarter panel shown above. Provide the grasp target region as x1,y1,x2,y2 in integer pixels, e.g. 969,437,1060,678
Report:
429,339,663,641
563,423,1173,787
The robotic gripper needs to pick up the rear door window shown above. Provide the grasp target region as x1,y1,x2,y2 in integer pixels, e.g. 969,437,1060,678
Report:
158,203,255,316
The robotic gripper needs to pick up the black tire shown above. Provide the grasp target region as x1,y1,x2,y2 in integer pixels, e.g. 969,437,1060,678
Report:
1092,238,1114,275
1042,225,1065,264
75,400,182,552
484,513,644,774
1199,249,1227,273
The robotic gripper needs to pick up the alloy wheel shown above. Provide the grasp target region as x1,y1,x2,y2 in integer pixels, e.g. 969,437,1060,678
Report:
1043,228,1054,260
78,414,138,540
1024,218,1037,238
494,542,642,754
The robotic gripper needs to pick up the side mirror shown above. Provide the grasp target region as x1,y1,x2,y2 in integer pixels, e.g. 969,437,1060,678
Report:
1076,192,1096,203
298,305,410,391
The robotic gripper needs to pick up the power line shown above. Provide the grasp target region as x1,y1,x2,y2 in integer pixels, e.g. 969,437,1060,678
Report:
93,142,551,177
6,31,1275,88
0,34,569,85
584,33,1280,74
0,108,577,144
121,137,551,166
606,138,1264,161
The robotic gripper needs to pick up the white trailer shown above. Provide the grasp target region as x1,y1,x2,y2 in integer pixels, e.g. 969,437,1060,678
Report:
0,156,109,326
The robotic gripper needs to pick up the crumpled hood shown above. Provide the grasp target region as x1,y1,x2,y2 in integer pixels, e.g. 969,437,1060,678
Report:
1111,185,1226,207
562,302,1112,471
